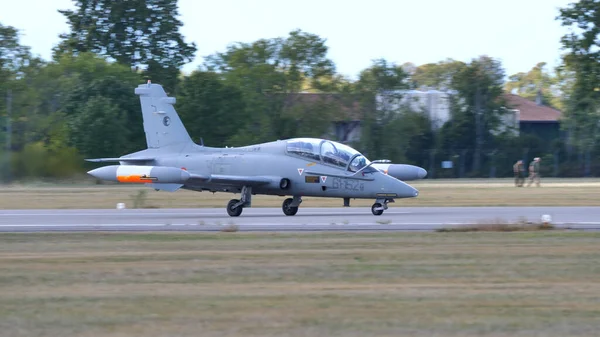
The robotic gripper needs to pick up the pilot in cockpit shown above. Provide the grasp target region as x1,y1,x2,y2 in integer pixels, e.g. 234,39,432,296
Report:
349,156,367,172
357,156,366,168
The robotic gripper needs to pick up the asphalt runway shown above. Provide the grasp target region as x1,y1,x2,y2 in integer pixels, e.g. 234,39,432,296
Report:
1,207,600,232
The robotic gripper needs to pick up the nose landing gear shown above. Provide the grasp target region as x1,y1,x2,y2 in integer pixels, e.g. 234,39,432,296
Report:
371,198,394,216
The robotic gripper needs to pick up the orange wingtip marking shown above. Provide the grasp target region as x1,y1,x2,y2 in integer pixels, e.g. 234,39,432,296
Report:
117,175,155,183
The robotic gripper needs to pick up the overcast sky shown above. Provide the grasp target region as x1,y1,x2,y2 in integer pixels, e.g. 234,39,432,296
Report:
0,0,575,79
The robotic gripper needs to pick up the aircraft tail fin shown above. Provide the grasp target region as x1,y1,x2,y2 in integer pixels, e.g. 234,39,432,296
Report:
134,81,193,149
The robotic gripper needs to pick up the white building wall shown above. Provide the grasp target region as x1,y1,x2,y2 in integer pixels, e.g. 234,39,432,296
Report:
494,109,520,135
376,90,520,134
376,90,453,129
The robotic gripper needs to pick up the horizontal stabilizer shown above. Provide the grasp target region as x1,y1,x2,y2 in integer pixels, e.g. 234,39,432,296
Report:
146,183,183,192
85,157,155,163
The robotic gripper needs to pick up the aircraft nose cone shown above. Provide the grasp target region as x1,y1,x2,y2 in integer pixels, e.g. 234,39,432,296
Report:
394,178,419,198
405,184,419,198
418,167,428,179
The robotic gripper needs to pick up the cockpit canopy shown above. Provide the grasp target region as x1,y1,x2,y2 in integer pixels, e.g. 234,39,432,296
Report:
286,138,374,173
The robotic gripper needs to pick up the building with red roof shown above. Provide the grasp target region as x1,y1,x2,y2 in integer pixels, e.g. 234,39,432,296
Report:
503,92,562,141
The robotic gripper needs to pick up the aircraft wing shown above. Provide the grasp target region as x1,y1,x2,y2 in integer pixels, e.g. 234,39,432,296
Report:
85,157,155,163
188,173,276,186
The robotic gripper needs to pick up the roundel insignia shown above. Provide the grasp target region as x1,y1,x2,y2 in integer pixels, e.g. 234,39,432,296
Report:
163,116,171,126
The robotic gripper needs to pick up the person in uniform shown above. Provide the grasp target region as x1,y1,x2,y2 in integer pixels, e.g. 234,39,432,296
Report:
513,160,524,187
527,157,541,187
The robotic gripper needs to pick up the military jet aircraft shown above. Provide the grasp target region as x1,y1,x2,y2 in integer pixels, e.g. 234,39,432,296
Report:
87,81,427,216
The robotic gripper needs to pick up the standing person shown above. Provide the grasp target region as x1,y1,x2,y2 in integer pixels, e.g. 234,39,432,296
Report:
527,157,541,187
513,160,524,187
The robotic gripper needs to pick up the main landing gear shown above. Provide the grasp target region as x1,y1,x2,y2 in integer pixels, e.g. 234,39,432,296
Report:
226,186,252,217
282,196,302,216
226,187,303,217
226,190,391,217
371,198,394,216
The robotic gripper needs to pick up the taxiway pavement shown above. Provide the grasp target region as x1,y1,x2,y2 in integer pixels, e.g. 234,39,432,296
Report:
1,207,599,232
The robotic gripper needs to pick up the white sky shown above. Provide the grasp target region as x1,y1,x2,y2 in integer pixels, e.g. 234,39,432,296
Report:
0,0,574,79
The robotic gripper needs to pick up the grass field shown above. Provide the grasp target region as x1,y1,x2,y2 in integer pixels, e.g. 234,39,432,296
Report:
0,232,599,336
2,178,600,209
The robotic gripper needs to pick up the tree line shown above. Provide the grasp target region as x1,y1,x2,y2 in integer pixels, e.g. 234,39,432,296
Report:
0,0,599,181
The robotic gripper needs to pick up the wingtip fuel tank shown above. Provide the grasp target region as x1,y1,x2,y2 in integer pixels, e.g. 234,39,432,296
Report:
87,165,191,184
371,163,428,181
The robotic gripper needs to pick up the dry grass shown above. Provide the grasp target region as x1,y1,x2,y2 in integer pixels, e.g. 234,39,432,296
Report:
220,223,240,232
437,217,556,232
2,178,600,209
0,232,599,336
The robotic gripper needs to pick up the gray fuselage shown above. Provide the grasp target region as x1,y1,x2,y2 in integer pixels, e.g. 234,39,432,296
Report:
124,139,419,200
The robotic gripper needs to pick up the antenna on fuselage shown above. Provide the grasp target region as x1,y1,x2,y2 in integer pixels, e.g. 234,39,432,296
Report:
200,137,204,146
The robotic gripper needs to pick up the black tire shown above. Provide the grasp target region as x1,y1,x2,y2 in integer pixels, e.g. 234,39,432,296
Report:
227,199,243,217
282,198,299,216
371,203,384,216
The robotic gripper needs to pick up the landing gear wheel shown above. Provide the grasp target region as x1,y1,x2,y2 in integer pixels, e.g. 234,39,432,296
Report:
227,199,243,217
371,203,384,216
282,198,299,216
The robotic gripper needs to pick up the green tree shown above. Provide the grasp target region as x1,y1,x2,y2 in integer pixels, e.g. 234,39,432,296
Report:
0,23,42,181
18,53,142,158
558,0,600,87
441,56,508,174
277,93,339,140
176,70,246,147
0,23,32,80
557,0,600,162
380,110,434,164
6,52,142,178
5,57,48,153
204,29,336,144
353,59,428,161
401,111,435,165
505,62,561,109
12,141,83,179
62,74,145,155
68,96,129,158
0,23,35,142
56,0,196,92
410,59,466,89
